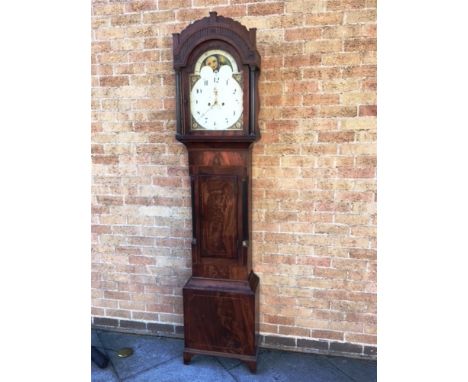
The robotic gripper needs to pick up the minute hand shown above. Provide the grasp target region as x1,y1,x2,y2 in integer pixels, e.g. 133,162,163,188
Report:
200,89,218,117
200,103,215,118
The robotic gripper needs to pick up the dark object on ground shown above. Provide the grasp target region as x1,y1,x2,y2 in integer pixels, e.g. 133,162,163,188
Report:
92,346,109,369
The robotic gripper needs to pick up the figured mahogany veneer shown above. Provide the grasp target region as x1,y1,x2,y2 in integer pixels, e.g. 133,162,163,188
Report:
188,143,253,281
181,142,259,372
183,274,259,373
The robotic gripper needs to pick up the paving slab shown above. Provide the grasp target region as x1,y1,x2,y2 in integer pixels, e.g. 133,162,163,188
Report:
126,355,237,382
96,330,183,380
326,356,377,382
91,361,120,382
229,348,356,382
215,355,243,370
91,330,377,382
92,330,104,349
92,330,120,382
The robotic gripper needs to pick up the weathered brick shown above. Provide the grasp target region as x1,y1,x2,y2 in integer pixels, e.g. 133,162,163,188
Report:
106,309,132,319
93,4,125,16
298,338,329,351
303,94,340,106
349,249,376,259
99,76,129,87
322,52,361,66
312,330,344,341
111,14,141,26
104,291,131,300
344,38,377,52
338,167,376,179
345,9,377,24
340,117,376,130
327,0,366,11
285,81,318,94
343,65,376,78
322,79,361,92
345,333,377,345
97,52,128,64
120,319,147,330
93,317,119,327
305,12,343,26
147,322,175,334
330,341,363,354
278,325,310,337
95,27,127,40
359,105,377,116
286,0,326,13
159,0,191,10
285,27,321,41
318,131,355,143
264,335,296,347
317,106,357,118
125,1,158,12
322,25,363,39
364,346,377,356
304,39,342,53
248,2,284,16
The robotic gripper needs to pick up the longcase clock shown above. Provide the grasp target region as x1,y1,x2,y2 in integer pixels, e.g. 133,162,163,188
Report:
172,12,261,372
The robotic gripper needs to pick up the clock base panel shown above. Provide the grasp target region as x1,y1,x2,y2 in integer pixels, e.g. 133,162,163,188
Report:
182,273,259,373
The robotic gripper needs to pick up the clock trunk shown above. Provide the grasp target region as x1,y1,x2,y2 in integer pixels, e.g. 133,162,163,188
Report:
182,142,258,372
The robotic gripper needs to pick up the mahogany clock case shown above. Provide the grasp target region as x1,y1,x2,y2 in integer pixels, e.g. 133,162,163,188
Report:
172,13,261,372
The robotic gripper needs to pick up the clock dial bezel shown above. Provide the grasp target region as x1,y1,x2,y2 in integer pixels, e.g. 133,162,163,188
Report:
189,49,244,131
181,41,250,138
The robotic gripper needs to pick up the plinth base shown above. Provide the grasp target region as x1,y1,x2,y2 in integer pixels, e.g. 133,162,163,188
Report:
182,273,259,373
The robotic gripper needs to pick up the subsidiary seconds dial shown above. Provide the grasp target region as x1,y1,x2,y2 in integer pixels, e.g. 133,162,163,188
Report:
190,64,243,130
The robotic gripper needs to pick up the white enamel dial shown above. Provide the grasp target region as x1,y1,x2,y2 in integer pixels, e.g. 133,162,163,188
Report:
190,63,243,130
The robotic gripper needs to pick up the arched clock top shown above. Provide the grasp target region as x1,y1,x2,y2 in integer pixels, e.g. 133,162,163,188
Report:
173,12,261,142
173,12,261,70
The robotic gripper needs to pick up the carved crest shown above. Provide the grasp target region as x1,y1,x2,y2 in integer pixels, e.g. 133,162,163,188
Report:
173,12,260,70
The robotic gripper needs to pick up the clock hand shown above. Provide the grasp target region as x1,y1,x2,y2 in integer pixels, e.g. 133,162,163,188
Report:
213,87,219,106
200,88,219,116
200,103,215,117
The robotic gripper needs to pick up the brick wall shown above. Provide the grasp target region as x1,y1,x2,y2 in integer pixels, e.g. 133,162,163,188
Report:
91,0,377,358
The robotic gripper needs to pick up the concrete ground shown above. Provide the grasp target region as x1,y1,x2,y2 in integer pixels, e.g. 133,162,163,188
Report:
92,329,376,382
